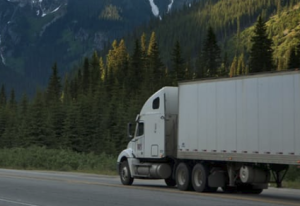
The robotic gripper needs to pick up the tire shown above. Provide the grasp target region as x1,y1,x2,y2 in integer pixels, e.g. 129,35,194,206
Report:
191,164,209,192
176,163,192,191
165,177,176,187
120,161,134,185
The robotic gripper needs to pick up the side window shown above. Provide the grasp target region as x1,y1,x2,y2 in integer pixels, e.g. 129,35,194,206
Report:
136,122,144,136
152,97,160,110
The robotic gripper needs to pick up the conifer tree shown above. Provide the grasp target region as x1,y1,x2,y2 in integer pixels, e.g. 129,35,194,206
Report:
230,56,238,77
91,51,100,92
100,57,106,81
82,57,90,94
237,53,246,75
115,39,129,86
0,85,6,108
199,26,221,77
184,58,193,80
129,39,143,91
46,63,61,104
25,90,50,147
141,33,147,64
8,89,16,111
249,16,274,73
147,32,164,90
63,101,81,151
1,89,18,148
171,40,185,85
18,94,29,147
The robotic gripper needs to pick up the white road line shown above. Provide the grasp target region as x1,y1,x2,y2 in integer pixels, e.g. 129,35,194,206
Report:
0,198,40,206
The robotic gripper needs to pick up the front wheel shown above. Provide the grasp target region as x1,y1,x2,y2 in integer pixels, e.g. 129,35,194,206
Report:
120,161,134,185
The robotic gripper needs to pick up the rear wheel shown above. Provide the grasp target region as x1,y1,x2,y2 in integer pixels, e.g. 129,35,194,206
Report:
120,161,134,185
176,163,192,191
191,164,209,192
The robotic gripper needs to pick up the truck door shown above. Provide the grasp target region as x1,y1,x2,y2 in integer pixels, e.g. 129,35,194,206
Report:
143,95,166,158
133,122,145,158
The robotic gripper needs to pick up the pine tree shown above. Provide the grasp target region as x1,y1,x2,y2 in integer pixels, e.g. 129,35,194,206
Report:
249,16,274,73
82,57,90,94
237,53,246,75
199,26,221,77
0,85,6,108
25,90,50,147
115,39,129,86
63,101,81,151
141,33,147,64
18,94,29,147
91,51,100,93
129,39,143,92
147,32,164,91
184,58,193,80
171,40,185,85
46,63,61,104
230,56,238,77
1,89,18,148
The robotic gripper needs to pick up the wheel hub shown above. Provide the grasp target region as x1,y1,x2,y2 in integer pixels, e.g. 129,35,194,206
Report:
194,170,203,187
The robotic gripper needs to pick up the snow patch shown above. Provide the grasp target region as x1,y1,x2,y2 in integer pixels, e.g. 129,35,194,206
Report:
149,0,159,17
168,0,174,13
0,35,6,65
149,0,162,20
51,5,61,14
0,54,5,65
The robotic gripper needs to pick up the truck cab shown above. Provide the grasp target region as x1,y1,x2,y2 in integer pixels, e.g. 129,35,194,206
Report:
117,87,178,185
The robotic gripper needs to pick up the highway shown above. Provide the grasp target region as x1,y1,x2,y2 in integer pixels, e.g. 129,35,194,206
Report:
0,169,299,206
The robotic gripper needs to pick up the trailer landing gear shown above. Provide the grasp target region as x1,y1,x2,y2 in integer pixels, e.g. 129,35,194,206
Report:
270,164,289,188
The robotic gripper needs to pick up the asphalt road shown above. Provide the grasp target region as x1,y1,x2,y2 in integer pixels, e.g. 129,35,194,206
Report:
0,169,299,206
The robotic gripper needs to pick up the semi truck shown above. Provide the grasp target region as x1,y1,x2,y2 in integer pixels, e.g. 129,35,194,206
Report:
117,71,300,194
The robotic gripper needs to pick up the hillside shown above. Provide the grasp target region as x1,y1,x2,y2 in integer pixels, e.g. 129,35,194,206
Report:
124,0,299,67
227,3,300,70
0,0,197,95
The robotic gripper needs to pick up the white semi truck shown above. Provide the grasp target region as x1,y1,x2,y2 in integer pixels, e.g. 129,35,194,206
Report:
117,71,300,194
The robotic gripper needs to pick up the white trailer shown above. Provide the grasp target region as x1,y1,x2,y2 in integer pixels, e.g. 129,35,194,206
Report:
117,71,300,193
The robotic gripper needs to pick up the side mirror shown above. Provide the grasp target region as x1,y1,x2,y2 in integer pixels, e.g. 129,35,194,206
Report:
127,122,134,139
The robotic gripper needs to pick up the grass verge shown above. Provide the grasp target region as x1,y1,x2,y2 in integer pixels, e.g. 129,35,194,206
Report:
0,147,117,175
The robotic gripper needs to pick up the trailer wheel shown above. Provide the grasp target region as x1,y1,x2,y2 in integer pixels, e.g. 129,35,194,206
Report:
165,177,176,187
191,164,209,192
176,163,192,191
120,161,134,185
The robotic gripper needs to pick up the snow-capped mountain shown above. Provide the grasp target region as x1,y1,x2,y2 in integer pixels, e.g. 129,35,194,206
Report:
0,0,198,96
6,0,67,17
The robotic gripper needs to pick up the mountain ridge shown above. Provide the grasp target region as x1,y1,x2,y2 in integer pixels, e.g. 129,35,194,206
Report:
0,0,197,96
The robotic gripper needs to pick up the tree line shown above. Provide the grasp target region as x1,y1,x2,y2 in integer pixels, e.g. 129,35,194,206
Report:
0,16,299,156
